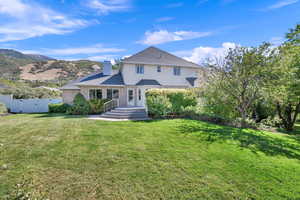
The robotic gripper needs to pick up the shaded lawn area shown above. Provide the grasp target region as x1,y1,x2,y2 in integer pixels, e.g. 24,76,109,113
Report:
0,114,300,200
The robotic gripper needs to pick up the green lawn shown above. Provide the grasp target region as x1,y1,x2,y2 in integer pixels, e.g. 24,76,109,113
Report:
0,114,300,200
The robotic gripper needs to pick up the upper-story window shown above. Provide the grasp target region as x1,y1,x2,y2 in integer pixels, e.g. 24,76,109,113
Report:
157,65,161,72
173,66,181,76
136,64,144,74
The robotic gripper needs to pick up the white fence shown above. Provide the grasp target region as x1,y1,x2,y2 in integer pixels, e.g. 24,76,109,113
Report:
0,94,13,109
0,94,62,113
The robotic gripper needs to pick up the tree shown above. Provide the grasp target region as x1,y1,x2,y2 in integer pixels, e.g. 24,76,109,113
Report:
267,26,300,131
206,43,275,127
286,24,300,44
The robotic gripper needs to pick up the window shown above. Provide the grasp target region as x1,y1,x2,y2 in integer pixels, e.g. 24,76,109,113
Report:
136,64,144,74
107,89,112,99
128,90,134,101
89,89,102,99
157,65,161,72
113,89,119,99
107,89,119,99
138,89,142,101
173,66,181,76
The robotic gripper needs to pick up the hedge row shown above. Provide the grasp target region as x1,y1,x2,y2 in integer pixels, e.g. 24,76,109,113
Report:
49,93,109,115
146,89,198,118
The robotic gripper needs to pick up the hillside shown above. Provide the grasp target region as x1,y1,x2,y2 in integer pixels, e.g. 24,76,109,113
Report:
0,49,102,83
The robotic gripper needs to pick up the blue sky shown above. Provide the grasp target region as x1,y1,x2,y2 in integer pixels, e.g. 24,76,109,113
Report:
0,0,299,64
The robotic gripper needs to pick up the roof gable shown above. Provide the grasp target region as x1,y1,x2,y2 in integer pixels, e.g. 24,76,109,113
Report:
122,46,200,68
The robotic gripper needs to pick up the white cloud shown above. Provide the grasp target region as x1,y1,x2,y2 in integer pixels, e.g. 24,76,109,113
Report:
20,44,124,56
87,55,117,61
265,0,298,10
0,0,28,17
87,0,131,14
46,44,124,55
156,17,174,22
139,30,213,45
0,0,89,42
270,37,285,46
175,42,237,64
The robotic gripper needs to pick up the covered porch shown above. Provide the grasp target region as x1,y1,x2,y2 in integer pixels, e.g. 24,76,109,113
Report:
79,85,148,108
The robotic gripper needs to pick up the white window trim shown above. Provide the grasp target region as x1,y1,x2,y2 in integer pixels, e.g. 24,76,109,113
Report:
136,64,144,74
173,66,181,76
157,65,161,72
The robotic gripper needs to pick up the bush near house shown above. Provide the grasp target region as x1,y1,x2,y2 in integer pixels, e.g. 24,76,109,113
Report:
146,95,172,118
146,89,198,118
88,99,109,114
66,93,91,115
49,103,71,113
49,95,109,115
0,103,7,114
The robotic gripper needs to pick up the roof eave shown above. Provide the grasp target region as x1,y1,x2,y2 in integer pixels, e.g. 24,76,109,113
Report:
77,84,125,87
122,61,201,68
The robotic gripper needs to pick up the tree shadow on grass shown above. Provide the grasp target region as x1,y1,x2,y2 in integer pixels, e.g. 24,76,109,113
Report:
178,120,300,160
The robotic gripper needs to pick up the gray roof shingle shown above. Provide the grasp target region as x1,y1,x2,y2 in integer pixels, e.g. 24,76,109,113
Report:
136,79,161,86
60,72,101,90
75,72,124,87
186,77,197,86
123,46,201,68
61,72,124,90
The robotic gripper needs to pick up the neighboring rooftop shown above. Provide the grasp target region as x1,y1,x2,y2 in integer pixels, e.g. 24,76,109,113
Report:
122,46,201,68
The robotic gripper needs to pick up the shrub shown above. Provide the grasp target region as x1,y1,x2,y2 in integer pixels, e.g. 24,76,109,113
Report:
167,92,197,114
252,100,276,123
88,99,109,114
67,93,91,115
49,103,71,113
200,85,239,120
0,103,7,114
260,116,282,128
146,89,198,118
181,106,200,118
146,95,172,118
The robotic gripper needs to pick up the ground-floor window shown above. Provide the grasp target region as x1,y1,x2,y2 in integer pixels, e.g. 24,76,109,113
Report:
128,89,134,101
113,89,119,99
89,89,102,99
107,89,119,99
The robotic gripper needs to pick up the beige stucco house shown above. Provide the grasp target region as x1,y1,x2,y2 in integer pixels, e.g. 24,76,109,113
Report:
61,46,203,109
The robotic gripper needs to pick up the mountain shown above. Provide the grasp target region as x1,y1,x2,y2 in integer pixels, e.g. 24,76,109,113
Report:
0,49,102,84
25,54,54,61
0,49,53,61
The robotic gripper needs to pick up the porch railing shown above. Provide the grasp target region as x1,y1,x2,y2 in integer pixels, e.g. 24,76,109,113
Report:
103,99,118,113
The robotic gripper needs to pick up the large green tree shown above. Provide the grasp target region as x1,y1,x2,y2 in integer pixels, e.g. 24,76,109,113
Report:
268,25,300,131
205,43,275,127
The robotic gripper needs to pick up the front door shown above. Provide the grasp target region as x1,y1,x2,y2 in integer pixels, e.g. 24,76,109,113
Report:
137,88,144,107
127,88,135,106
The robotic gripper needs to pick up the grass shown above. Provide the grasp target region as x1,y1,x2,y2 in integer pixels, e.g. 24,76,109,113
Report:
0,114,299,200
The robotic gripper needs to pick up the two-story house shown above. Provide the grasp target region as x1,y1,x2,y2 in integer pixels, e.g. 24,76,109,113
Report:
61,46,203,112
